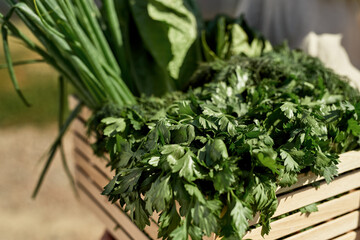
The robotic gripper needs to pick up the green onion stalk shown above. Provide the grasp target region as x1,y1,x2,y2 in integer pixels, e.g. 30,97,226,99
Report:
2,0,136,108
1,0,137,197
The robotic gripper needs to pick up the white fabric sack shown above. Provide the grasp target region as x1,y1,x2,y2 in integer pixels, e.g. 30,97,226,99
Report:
301,32,360,91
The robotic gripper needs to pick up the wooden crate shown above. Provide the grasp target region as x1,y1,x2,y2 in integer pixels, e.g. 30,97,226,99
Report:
70,100,360,240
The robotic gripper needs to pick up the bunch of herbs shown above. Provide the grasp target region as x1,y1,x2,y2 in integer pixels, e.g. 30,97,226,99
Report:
91,46,360,239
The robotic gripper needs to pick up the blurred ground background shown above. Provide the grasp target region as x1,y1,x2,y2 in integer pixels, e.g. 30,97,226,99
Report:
0,22,105,239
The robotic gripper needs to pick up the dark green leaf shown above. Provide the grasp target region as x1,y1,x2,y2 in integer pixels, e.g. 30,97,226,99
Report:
347,118,360,136
172,150,202,181
145,175,172,212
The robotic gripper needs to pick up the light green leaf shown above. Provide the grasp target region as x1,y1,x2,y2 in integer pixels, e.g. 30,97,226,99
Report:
323,164,338,184
197,116,218,130
213,164,235,193
280,149,299,172
278,170,298,187
178,100,196,116
131,0,199,82
172,150,202,181
147,0,197,79
148,156,160,167
280,102,297,119
229,24,250,56
219,116,236,136
302,115,327,137
347,118,360,136
170,221,187,240
231,198,252,238
101,117,126,136
161,144,185,166
257,153,282,174
184,184,205,203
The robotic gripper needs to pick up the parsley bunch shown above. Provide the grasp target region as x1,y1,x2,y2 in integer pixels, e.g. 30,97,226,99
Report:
90,46,360,239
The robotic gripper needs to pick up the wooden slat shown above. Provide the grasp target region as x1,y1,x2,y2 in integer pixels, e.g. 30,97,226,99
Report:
277,151,360,194
68,95,92,121
75,150,110,188
337,151,360,173
72,117,97,143
285,210,360,240
79,107,93,122
244,190,360,239
145,221,161,240
203,234,217,240
333,229,360,240
68,95,80,112
76,169,150,240
74,133,112,178
248,213,260,226
72,118,87,138
77,187,131,240
71,115,85,134
274,169,360,218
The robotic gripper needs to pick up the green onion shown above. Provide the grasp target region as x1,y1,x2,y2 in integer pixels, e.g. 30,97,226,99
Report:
1,0,138,197
2,0,136,109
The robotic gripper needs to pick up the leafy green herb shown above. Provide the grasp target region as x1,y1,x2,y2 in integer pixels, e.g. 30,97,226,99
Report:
91,46,360,239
